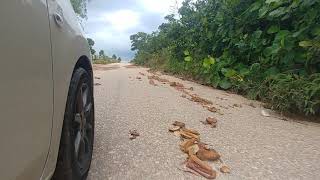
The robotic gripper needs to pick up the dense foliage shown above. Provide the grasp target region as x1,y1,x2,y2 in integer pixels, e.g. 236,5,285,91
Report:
131,0,320,115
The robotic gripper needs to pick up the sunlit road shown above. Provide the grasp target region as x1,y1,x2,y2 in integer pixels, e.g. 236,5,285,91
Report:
88,63,320,180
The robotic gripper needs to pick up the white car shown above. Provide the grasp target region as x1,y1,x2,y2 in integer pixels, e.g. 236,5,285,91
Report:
0,0,95,179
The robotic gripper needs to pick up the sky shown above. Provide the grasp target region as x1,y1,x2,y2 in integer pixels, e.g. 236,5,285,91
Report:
84,0,182,61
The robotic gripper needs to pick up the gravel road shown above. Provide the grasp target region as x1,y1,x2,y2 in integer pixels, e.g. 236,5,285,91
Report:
88,63,320,180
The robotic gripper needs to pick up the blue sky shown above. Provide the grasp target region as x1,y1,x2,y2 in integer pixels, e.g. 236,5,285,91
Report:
84,0,182,61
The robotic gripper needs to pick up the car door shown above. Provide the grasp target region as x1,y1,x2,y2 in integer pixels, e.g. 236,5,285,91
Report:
0,1,53,180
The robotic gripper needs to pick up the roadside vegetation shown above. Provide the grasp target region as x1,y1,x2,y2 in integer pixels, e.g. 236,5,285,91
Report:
130,0,320,116
87,38,122,64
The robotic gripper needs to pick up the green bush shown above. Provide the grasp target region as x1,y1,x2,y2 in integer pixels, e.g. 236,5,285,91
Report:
130,0,320,115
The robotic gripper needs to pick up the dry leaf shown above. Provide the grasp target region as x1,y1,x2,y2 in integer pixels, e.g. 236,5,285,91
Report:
136,76,142,80
189,87,194,91
220,165,231,173
233,104,242,108
94,77,101,79
94,83,101,86
169,126,181,132
173,121,185,128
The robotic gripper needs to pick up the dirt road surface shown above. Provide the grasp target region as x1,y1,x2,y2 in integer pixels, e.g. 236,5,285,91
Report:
88,63,320,180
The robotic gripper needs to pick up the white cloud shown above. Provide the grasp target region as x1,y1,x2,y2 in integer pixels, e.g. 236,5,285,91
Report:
139,0,182,15
104,10,140,32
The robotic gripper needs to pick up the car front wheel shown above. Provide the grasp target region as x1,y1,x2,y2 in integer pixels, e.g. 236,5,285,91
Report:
52,67,94,180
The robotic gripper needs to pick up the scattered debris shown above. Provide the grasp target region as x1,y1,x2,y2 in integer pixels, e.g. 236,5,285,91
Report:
233,104,242,108
261,110,271,117
189,87,194,91
94,83,101,86
207,106,218,113
172,121,185,128
220,165,231,174
129,129,140,140
186,156,217,179
136,76,142,80
169,122,229,179
170,82,185,90
201,117,217,128
148,75,169,82
168,126,181,132
197,145,220,161
94,76,101,79
149,79,157,86
190,94,213,105
139,72,145,76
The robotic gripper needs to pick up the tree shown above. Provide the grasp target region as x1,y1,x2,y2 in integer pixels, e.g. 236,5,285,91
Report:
99,50,105,59
87,38,96,55
117,57,122,62
70,0,88,18
112,54,117,59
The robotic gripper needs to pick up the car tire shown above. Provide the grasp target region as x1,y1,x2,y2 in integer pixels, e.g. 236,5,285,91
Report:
52,67,94,180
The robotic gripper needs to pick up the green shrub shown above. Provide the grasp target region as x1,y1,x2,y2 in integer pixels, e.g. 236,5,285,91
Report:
130,0,320,115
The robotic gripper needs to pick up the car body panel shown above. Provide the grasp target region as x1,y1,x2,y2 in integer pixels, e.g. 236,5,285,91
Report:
41,0,92,179
0,0,53,179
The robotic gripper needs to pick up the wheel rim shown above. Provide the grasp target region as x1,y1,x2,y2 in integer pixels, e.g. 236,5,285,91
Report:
73,78,93,174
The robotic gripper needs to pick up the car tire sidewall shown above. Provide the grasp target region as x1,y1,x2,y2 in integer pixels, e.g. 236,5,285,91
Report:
52,67,94,180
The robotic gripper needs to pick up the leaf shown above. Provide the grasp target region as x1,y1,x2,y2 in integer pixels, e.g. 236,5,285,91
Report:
267,25,280,34
184,56,193,62
299,41,313,47
266,0,280,4
184,50,190,56
268,7,286,17
202,56,215,68
222,68,237,78
219,79,232,89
